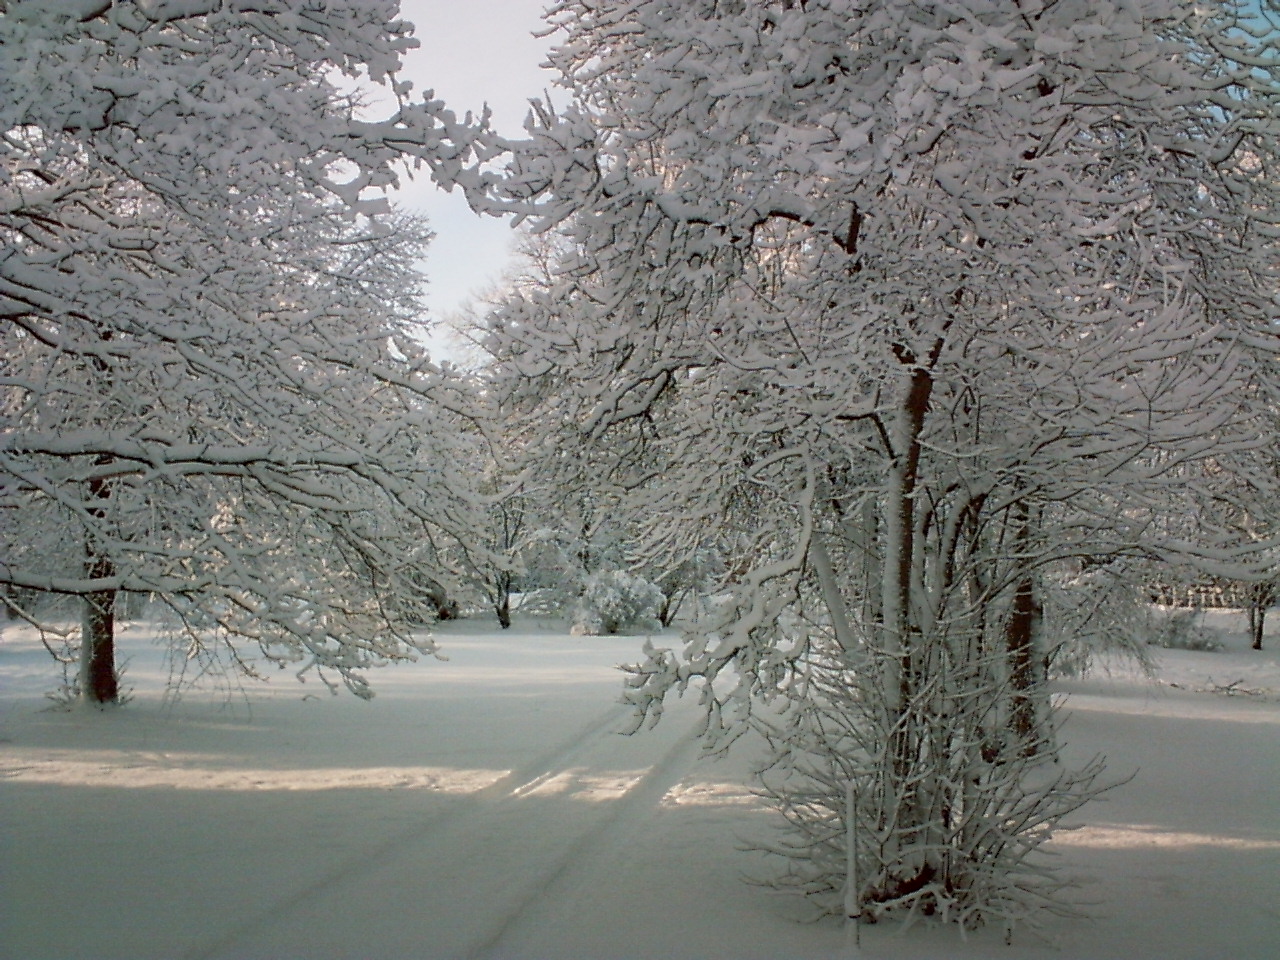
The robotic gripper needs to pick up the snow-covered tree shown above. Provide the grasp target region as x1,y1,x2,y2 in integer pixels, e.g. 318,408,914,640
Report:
0,1,488,702
572,568,665,635
468,227,700,628
461,0,1280,930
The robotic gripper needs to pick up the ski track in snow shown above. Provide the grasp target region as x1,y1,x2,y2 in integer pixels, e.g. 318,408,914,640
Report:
464,710,703,960
184,692,705,960
5,613,1279,960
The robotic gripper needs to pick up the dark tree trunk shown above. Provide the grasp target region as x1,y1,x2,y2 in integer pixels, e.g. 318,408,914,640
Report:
658,597,673,628
81,585,119,704
1005,501,1043,755
491,568,513,629
889,364,934,763
81,465,119,704
657,587,686,628
1006,574,1041,752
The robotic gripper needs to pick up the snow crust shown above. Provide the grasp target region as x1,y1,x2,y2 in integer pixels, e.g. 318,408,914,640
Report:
1,613,1277,959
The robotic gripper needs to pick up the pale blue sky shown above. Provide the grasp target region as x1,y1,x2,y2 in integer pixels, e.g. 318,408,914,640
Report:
392,1,559,344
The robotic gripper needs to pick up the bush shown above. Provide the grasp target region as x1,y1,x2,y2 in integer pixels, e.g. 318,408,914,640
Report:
1039,567,1156,678
1147,609,1224,652
750,639,1115,936
572,570,665,635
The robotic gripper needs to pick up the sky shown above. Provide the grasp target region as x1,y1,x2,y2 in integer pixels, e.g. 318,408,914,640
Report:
386,2,560,351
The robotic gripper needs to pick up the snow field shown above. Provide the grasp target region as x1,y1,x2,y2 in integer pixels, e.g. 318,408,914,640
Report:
2,613,1278,959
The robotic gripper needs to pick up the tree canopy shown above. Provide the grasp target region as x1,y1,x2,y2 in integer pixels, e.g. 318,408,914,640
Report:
1,0,488,700
463,0,1280,926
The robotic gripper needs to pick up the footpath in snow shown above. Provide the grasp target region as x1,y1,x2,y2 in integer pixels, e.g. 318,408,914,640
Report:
1,613,1277,960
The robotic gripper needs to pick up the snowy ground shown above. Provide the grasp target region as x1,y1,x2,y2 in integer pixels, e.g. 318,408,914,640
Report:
2,611,1278,960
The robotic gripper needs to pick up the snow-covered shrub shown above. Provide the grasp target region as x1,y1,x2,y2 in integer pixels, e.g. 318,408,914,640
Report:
749,637,1114,936
1040,567,1157,677
514,528,605,616
1147,609,1224,652
572,570,665,635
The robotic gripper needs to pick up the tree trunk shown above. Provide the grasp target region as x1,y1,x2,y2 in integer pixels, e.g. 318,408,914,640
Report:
1005,501,1043,755
81,466,119,704
658,596,673,627
871,360,937,902
1005,574,1042,753
1249,585,1266,651
495,577,512,629
809,533,859,670
80,584,119,704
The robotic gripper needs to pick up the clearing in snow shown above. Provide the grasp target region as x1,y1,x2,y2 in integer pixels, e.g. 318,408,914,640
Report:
1,611,1277,959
